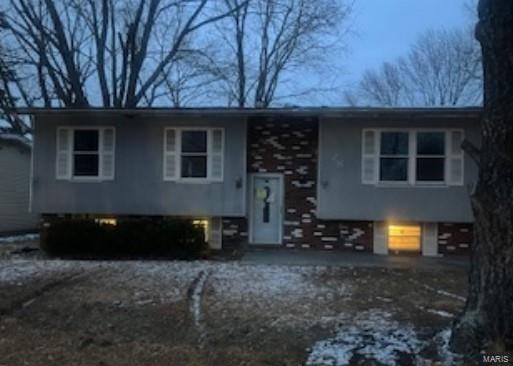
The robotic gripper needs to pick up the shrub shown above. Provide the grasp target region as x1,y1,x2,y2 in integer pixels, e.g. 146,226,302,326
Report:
41,217,207,260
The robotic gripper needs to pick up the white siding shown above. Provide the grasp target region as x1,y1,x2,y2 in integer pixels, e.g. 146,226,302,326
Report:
0,143,39,233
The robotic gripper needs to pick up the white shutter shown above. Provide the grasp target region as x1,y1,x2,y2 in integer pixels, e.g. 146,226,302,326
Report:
422,223,439,257
208,217,223,249
362,129,378,184
210,129,224,181
164,128,178,180
447,130,464,186
101,128,115,180
56,127,71,180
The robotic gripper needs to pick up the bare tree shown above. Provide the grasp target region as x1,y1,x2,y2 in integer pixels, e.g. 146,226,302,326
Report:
352,27,482,107
358,62,406,107
160,53,223,107
3,0,353,110
342,90,359,107
2,0,245,108
214,0,250,107
212,0,352,107
0,17,32,135
0,51,31,135
450,0,513,360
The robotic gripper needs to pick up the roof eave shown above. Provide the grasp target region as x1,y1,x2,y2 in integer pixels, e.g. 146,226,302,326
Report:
14,106,483,119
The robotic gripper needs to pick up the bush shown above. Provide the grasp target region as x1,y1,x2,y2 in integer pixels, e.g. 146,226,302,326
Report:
41,217,208,260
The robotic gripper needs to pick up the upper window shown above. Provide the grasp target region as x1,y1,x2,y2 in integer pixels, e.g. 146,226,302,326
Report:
416,132,445,182
73,130,100,177
379,132,409,182
181,130,208,178
362,128,464,186
164,128,224,182
379,131,446,183
56,127,115,181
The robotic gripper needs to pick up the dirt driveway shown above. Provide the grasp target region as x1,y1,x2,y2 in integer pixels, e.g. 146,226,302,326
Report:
0,248,468,365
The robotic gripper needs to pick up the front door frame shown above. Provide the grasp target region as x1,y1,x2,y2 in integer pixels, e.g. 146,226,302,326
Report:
248,173,284,245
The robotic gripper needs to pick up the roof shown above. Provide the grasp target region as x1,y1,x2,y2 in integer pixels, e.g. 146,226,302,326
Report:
16,106,483,120
0,133,32,151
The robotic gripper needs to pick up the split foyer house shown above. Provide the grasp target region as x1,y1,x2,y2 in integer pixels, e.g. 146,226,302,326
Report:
25,107,481,256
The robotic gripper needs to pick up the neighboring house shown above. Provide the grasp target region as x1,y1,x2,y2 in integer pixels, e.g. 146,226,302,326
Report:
0,133,39,234
24,107,481,256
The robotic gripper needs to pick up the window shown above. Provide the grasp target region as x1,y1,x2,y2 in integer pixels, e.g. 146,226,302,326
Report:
163,128,224,182
416,132,445,182
94,218,117,226
55,127,115,181
73,130,100,177
388,224,421,253
379,132,409,182
181,131,208,178
361,128,464,186
193,219,209,241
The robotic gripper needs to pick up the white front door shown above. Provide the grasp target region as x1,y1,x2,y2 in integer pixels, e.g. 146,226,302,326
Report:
250,174,283,244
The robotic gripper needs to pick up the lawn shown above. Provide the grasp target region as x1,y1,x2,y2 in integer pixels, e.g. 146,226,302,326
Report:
0,243,467,365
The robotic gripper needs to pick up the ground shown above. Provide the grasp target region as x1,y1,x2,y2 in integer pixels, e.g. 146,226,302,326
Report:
0,238,468,365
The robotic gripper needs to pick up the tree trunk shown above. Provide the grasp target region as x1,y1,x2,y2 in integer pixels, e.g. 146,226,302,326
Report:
451,0,513,360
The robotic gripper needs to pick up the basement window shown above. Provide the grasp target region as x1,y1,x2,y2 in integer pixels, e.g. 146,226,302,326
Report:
94,218,117,226
388,224,421,253
193,219,209,241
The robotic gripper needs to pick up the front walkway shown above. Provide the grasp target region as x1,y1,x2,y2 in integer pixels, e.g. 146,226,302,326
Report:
241,249,469,270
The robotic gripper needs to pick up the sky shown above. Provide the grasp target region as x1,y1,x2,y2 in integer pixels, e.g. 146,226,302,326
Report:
1,0,478,112
342,0,474,87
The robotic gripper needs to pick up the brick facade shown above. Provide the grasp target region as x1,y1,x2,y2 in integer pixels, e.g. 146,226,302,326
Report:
221,218,248,253
221,117,474,256
307,220,374,251
437,223,473,255
221,117,373,252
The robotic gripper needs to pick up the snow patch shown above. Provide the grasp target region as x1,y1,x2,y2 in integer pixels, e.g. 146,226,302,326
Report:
0,234,39,244
417,305,454,319
211,264,349,302
0,260,81,284
375,296,393,303
190,270,209,333
306,310,423,366
426,309,454,318
409,278,466,302
95,261,202,305
434,328,463,365
436,289,466,302
1,260,348,309
0,260,200,306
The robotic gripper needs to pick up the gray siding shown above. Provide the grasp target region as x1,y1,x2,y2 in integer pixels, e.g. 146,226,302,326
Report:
0,143,38,232
317,117,481,222
32,113,247,216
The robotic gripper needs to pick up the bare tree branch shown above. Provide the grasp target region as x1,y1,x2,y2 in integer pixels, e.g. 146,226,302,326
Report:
353,27,483,107
211,0,353,107
3,0,248,108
